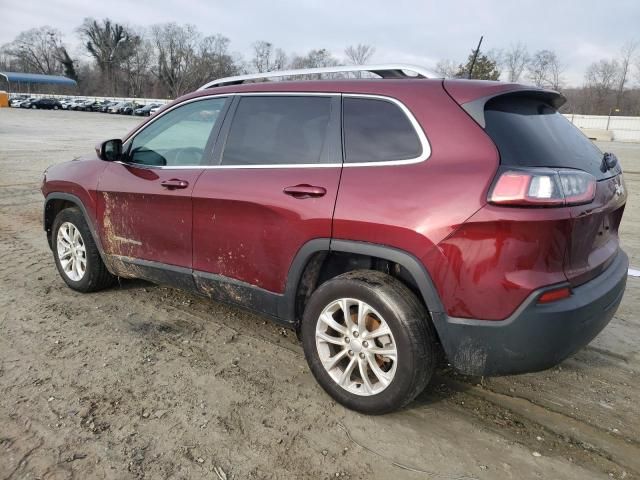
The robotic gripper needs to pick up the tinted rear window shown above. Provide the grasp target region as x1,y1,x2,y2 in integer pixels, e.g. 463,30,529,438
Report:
484,96,614,179
222,96,332,166
343,97,422,163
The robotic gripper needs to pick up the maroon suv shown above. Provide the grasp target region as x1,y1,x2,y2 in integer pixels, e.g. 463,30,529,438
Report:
42,65,628,414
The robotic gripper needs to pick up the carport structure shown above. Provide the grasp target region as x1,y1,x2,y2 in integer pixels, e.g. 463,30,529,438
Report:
0,71,77,93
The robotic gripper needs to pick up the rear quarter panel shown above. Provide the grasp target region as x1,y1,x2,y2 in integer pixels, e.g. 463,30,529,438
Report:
333,82,500,291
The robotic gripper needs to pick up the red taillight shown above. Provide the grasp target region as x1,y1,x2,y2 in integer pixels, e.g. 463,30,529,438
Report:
489,168,596,207
537,286,571,304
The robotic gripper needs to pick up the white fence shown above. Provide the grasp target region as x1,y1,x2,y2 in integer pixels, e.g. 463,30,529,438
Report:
563,114,640,142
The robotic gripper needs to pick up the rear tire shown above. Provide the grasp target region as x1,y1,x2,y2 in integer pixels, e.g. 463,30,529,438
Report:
301,270,437,414
52,207,116,293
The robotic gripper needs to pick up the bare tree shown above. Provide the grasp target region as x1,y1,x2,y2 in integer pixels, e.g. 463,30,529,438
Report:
251,41,286,73
273,48,287,71
122,36,154,97
528,50,564,90
291,49,338,69
584,59,620,114
616,41,638,109
79,18,138,95
193,34,241,86
503,43,529,82
434,59,458,78
344,44,375,65
289,49,338,78
150,23,200,97
2,26,68,75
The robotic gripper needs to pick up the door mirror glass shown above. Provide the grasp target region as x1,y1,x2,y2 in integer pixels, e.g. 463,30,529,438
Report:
98,139,123,161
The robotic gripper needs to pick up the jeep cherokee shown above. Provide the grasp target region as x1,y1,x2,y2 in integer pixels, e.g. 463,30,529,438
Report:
41,64,628,414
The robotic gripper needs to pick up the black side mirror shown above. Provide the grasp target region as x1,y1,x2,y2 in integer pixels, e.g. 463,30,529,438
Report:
97,139,123,161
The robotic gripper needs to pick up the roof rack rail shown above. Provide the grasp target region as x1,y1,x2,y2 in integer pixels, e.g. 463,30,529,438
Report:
197,63,438,90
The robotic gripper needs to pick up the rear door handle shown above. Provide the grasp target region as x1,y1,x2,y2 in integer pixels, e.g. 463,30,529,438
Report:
283,184,327,199
161,179,189,190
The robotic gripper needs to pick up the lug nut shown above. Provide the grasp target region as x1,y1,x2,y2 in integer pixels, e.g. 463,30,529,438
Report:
344,337,350,343
362,341,369,348
353,331,359,338
359,352,365,359
348,350,354,356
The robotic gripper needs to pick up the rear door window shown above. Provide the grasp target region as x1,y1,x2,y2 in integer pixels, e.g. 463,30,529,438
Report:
221,96,333,166
342,97,423,163
484,96,617,180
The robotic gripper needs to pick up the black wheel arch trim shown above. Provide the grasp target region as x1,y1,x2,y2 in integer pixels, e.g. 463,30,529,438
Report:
44,192,106,260
329,239,445,314
283,238,446,324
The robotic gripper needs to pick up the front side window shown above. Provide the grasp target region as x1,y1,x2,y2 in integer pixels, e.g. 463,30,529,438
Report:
128,97,227,167
343,97,422,163
221,96,332,166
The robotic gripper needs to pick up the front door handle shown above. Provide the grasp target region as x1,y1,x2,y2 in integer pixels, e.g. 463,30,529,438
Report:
283,184,327,199
161,179,189,190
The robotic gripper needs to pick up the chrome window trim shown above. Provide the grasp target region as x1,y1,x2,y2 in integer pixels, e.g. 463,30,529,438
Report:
342,93,430,167
120,92,430,170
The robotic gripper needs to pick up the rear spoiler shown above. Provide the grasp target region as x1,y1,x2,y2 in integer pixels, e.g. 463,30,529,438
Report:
459,89,566,128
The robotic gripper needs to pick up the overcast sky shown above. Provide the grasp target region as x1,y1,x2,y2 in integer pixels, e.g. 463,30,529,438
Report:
2,0,639,86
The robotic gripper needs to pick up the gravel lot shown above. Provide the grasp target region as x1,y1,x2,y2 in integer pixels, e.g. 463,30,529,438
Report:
1,108,639,480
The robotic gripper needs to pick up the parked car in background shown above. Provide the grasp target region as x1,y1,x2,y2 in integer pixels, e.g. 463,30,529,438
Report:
76,100,96,111
40,64,629,414
149,104,163,115
30,98,63,110
9,94,29,106
71,100,89,111
19,97,39,108
107,102,127,114
57,97,73,107
133,103,162,116
91,100,112,112
119,101,143,115
96,101,115,113
64,99,83,110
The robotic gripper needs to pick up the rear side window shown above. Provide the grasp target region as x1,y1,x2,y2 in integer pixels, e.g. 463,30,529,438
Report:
222,96,332,166
343,97,422,163
484,96,611,179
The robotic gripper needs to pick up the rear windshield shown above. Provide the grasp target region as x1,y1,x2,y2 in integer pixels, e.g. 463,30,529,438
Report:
484,96,616,180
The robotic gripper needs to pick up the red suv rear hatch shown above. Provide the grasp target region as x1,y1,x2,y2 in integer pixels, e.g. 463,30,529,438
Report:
445,80,627,288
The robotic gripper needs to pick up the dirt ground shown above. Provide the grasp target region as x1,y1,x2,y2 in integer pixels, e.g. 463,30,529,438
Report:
0,108,639,480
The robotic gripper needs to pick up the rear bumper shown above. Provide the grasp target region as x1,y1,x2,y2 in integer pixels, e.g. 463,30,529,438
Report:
434,249,628,376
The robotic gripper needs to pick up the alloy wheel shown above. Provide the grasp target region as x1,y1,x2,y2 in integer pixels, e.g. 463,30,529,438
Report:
56,222,87,281
315,298,398,396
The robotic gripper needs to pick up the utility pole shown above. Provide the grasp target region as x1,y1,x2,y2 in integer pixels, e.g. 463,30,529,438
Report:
468,36,484,79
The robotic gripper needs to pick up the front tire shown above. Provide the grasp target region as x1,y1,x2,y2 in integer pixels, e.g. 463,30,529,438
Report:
301,270,437,414
52,208,116,292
